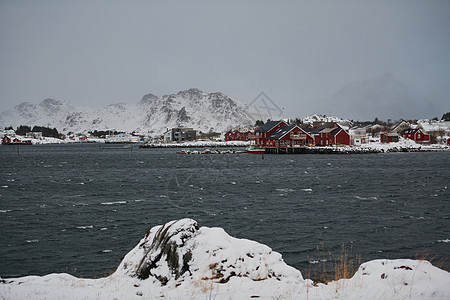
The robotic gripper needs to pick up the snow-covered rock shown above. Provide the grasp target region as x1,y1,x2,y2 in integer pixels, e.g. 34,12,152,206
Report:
1,219,449,299
116,219,302,285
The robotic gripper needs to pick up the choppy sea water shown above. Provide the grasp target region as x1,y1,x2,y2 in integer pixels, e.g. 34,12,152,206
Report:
0,144,449,279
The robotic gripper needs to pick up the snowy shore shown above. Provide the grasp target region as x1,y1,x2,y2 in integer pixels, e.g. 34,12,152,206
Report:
140,140,250,148
2,136,450,153
1,219,449,299
140,138,450,153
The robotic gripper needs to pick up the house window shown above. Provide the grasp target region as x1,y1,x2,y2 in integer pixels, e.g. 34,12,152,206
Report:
418,134,421,139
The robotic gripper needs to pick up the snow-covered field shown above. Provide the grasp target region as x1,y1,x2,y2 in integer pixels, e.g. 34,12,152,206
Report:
1,219,449,299
361,138,448,152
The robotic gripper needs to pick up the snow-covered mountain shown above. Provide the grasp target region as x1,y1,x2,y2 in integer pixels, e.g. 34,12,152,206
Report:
310,73,440,121
0,89,268,134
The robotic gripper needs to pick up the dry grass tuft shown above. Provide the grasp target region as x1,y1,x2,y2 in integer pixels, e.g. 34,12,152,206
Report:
415,250,447,271
308,242,361,285
332,243,361,282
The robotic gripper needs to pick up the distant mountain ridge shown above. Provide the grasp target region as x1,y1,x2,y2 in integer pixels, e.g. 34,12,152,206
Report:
311,73,441,121
1,75,441,133
0,88,268,134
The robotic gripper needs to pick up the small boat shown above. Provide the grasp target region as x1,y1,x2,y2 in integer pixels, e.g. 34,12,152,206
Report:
105,133,139,144
247,146,265,154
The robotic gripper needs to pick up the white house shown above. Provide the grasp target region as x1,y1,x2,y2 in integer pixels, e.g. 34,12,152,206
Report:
349,127,367,145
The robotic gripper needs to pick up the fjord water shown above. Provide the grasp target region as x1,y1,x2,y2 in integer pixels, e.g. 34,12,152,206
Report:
0,144,449,278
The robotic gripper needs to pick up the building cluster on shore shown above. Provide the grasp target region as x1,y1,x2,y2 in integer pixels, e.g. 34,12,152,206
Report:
225,118,450,152
1,116,450,148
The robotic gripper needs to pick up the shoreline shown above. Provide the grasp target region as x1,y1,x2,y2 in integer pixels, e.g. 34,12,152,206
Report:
2,139,449,154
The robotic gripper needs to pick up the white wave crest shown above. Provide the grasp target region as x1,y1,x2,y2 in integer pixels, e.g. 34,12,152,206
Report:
100,201,127,205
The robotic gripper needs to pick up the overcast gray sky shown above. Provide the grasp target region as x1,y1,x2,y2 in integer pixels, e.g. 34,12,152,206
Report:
1,0,449,119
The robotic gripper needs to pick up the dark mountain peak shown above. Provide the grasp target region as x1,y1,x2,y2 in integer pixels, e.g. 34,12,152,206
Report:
208,91,227,99
140,93,159,102
176,88,205,98
40,98,64,106
15,102,36,111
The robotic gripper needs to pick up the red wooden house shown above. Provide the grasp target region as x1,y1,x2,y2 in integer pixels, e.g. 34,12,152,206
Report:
331,127,350,145
303,126,351,146
2,136,32,145
400,128,430,144
254,120,288,147
316,128,350,146
264,124,314,148
380,132,399,143
225,130,247,141
243,131,254,140
224,130,235,141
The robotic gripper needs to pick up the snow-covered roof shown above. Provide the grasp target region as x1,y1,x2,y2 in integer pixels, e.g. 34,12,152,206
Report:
319,127,336,134
390,119,409,130
364,124,382,130
349,128,366,135
418,120,450,133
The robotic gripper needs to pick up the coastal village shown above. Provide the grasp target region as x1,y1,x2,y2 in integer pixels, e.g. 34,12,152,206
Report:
1,114,450,151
